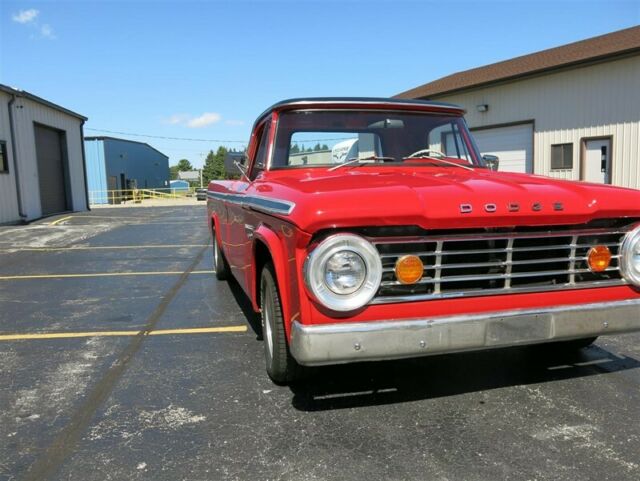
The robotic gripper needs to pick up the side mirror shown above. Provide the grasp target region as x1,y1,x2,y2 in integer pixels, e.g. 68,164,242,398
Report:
482,154,499,171
224,152,248,177
234,155,250,180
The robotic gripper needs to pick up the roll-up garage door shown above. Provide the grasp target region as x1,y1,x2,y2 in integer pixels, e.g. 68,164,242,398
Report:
472,123,533,173
34,124,68,216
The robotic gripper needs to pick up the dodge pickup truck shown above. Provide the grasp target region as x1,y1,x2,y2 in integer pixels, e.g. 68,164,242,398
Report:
207,97,640,384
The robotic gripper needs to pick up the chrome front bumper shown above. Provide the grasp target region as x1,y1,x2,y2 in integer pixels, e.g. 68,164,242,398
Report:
290,299,640,366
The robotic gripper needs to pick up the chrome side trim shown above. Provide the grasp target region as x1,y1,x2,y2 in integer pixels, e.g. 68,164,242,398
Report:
290,298,640,365
370,279,627,304
207,191,295,216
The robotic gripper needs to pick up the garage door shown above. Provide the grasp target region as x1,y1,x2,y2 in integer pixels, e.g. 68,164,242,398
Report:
34,124,68,216
472,123,533,173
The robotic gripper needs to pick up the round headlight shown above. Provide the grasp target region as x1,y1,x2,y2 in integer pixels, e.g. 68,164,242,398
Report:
304,234,382,312
324,251,366,294
621,224,640,286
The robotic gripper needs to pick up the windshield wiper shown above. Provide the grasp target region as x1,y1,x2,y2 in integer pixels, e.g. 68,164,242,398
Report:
328,155,396,172
402,155,474,171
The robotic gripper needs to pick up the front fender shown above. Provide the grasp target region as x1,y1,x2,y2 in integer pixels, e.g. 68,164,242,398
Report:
252,225,294,337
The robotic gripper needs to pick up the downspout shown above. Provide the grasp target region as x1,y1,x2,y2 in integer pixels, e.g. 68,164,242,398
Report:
79,121,91,211
7,95,27,221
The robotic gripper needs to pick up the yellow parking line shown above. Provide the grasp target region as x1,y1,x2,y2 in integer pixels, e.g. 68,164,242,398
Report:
149,326,247,336
0,325,248,341
48,215,205,225
58,215,159,220
0,330,138,340
0,244,210,252
0,270,215,280
50,215,74,226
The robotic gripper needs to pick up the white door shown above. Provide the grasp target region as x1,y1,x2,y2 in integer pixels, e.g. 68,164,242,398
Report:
583,138,611,184
472,123,533,173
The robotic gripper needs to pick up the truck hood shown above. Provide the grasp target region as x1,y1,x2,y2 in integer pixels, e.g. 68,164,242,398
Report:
260,168,640,232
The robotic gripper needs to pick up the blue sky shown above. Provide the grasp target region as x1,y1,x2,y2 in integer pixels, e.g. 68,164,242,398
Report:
1,0,639,167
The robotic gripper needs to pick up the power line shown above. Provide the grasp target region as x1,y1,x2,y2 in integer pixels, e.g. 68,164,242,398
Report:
85,127,362,145
85,127,247,143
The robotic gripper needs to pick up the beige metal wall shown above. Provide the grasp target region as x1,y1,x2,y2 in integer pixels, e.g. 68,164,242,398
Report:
432,55,640,189
0,91,87,223
0,93,20,224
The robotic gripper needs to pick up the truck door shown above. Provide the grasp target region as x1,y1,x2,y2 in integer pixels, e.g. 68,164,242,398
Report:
225,121,271,291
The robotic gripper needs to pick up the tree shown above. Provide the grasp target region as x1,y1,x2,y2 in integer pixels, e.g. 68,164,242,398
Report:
176,158,193,171
290,144,300,154
169,165,180,180
202,146,227,183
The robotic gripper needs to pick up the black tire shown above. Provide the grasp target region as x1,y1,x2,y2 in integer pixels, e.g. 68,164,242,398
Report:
212,227,229,280
538,336,598,352
560,337,598,349
260,264,303,385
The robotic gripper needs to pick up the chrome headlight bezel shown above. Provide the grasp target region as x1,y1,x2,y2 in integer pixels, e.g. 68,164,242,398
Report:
621,224,640,287
304,234,382,312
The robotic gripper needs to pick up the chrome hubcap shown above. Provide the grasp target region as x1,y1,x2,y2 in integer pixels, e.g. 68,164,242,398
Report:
213,234,219,267
263,284,274,358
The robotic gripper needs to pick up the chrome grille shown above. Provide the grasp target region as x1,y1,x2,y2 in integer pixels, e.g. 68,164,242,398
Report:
371,226,630,304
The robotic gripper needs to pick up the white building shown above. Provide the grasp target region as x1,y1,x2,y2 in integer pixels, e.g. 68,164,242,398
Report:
177,170,201,182
397,26,640,189
0,84,88,224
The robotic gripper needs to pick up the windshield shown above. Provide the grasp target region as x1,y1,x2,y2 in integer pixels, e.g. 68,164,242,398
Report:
271,110,483,169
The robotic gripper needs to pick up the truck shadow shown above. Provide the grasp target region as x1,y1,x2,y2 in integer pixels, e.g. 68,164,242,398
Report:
227,276,263,340
289,343,640,412
224,277,640,412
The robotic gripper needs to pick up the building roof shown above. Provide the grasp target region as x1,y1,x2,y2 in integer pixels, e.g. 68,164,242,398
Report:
84,136,169,159
396,26,640,99
0,84,87,121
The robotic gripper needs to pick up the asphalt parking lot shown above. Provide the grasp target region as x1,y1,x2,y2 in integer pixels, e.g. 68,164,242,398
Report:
1,205,639,481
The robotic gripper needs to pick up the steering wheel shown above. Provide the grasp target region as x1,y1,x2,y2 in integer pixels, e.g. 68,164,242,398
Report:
405,149,447,159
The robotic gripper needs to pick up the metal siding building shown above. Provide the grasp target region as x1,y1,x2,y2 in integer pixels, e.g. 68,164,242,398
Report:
84,137,170,204
396,26,640,189
0,85,88,224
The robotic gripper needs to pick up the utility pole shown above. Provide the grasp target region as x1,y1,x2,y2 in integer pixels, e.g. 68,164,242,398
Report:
199,152,205,188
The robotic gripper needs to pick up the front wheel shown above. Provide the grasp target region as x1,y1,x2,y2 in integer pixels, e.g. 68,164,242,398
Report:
212,227,229,280
260,264,303,384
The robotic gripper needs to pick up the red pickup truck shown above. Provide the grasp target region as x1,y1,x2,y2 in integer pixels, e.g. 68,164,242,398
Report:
207,98,640,384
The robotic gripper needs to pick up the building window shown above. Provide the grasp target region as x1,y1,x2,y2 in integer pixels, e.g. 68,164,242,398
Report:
551,143,573,170
0,141,8,173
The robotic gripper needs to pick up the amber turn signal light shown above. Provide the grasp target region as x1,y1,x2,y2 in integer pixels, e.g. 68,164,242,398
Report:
395,255,424,284
587,245,612,272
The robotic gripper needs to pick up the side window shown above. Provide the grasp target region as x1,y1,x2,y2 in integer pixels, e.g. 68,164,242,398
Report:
551,143,573,170
251,123,271,179
0,141,8,173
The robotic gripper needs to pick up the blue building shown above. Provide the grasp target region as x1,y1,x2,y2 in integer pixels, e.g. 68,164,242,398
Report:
84,137,170,204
